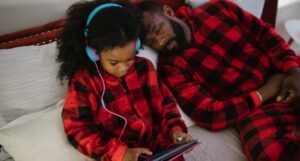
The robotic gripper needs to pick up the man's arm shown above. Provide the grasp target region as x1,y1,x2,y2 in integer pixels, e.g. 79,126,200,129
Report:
222,1,300,72
159,56,283,131
222,1,300,103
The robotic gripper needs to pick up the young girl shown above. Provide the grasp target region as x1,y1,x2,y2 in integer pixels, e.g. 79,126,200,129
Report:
56,1,192,161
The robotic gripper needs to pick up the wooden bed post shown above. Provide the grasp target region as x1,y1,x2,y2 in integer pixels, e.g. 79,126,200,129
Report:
261,0,279,27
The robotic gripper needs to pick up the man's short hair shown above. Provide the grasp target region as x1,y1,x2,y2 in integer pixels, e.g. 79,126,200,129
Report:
137,0,163,13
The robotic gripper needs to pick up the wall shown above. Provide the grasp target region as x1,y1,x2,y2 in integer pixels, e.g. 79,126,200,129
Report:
276,0,300,53
0,0,80,35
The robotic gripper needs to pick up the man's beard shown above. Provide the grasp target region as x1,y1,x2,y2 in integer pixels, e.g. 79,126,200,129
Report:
162,19,188,55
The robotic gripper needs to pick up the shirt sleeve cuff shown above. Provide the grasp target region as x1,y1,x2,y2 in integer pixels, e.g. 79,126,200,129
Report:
170,125,184,139
111,143,128,161
249,91,262,107
280,61,300,72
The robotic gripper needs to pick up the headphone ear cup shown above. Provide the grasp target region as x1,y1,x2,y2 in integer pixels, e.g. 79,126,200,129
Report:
85,46,100,62
135,38,142,54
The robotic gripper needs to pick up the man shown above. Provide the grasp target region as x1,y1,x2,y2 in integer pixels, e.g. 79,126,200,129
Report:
138,1,300,161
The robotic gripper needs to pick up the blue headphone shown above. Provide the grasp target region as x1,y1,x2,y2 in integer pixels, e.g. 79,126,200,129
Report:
84,3,142,62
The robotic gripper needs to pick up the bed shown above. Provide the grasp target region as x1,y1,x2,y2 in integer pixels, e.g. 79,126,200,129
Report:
0,0,279,161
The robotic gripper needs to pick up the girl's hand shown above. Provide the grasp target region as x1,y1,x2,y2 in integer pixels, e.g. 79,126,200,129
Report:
172,130,193,144
123,148,152,161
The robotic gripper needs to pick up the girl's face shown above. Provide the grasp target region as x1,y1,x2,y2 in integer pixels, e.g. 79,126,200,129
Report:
100,41,136,78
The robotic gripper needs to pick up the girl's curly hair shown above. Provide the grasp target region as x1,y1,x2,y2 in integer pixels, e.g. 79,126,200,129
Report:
56,0,142,81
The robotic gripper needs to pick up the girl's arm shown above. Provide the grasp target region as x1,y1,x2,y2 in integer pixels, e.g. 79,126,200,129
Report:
145,59,187,139
62,75,127,161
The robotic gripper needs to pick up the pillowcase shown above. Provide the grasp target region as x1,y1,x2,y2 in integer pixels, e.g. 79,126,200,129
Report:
0,42,67,123
0,99,93,161
138,46,158,69
0,116,6,128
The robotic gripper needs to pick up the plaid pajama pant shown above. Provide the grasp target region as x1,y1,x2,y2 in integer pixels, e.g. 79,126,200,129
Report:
237,103,300,161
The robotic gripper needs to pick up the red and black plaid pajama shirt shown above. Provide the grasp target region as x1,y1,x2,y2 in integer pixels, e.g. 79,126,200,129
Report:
62,57,187,161
157,1,300,161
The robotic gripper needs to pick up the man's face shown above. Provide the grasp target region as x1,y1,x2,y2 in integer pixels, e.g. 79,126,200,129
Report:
142,11,187,54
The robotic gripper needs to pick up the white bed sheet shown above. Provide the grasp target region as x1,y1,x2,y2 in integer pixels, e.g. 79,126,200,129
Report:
184,126,247,161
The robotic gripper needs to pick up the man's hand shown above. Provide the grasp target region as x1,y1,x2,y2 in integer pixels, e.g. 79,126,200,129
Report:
123,148,152,161
277,67,300,103
257,74,285,103
172,130,193,144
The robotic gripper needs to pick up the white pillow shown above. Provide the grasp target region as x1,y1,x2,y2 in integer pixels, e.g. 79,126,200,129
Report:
230,0,265,18
0,116,7,128
0,116,6,129
138,46,195,127
0,99,93,161
138,46,158,69
0,42,67,123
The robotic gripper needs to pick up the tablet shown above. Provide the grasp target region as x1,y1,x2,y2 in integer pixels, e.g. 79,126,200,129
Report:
139,140,199,161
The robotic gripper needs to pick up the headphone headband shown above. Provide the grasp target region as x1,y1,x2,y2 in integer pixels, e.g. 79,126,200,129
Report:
86,3,122,26
84,2,141,62
84,3,122,37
